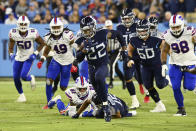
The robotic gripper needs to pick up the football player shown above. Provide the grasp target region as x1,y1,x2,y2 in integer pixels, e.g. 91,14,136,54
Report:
37,17,75,108
161,15,196,116
117,8,141,108
75,16,127,122
8,16,46,102
72,93,137,119
47,76,95,116
128,19,169,112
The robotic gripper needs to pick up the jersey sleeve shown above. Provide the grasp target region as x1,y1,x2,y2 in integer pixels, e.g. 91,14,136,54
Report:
43,34,52,46
75,37,85,46
129,37,136,48
191,27,196,37
30,28,39,40
63,30,74,42
8,29,17,40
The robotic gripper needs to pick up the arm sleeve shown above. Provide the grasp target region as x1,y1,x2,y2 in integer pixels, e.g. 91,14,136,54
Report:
76,50,85,62
110,30,126,47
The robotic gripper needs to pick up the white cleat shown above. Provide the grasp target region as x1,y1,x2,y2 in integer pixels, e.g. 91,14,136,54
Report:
30,75,36,91
150,101,166,113
166,75,172,87
128,110,137,116
16,93,26,102
129,95,140,109
193,87,196,94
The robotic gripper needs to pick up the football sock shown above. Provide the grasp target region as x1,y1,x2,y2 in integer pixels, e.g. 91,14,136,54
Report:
14,78,23,94
126,81,136,95
148,87,160,103
46,84,53,102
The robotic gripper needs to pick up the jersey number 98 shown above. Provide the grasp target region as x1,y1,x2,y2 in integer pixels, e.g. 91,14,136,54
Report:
171,41,189,53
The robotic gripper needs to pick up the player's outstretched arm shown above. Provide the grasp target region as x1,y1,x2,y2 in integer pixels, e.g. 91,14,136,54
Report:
72,99,91,119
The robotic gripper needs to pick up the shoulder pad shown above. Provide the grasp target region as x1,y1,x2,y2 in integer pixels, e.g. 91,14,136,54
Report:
31,29,35,32
12,29,17,33
96,26,104,31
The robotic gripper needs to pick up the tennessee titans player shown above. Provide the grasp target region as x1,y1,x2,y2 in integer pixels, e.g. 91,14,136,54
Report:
72,93,137,119
116,8,141,108
161,15,196,116
75,16,127,122
8,16,46,102
128,19,169,112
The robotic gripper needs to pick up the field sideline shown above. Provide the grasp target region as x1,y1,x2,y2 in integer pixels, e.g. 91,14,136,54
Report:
0,79,196,131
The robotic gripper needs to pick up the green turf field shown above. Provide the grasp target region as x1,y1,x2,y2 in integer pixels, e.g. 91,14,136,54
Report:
0,80,196,131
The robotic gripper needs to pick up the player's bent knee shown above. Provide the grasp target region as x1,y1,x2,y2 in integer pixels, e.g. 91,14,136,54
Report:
156,84,165,89
21,74,27,81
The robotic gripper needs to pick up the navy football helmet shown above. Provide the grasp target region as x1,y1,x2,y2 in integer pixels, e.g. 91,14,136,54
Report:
121,8,135,27
136,19,150,39
148,16,158,33
80,16,97,38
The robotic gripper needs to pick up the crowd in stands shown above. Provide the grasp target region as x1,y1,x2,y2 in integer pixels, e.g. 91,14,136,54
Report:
0,0,196,25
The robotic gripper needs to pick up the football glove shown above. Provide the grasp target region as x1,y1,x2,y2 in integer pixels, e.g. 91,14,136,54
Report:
180,66,188,72
161,64,168,77
71,65,78,73
10,53,15,62
37,61,43,69
29,53,36,61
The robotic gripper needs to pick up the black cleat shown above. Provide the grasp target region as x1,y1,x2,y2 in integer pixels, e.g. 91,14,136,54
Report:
173,107,186,116
103,105,111,122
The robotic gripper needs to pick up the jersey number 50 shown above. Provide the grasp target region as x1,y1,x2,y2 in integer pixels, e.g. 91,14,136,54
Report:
137,48,155,59
16,41,31,49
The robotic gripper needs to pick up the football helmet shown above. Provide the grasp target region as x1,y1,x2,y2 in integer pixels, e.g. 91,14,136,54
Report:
75,76,89,97
50,17,64,36
17,16,30,32
169,15,184,36
121,8,135,27
148,16,158,33
80,16,96,38
136,19,150,39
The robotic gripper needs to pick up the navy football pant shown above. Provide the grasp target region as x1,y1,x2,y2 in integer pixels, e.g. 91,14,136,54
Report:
13,59,33,94
123,61,136,95
89,64,108,103
169,64,196,108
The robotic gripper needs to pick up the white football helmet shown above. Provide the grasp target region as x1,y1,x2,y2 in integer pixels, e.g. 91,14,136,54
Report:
50,17,63,36
169,15,184,36
17,16,30,32
75,76,89,97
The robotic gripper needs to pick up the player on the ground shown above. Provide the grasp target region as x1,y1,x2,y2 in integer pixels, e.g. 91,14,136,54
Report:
128,19,169,112
161,15,196,116
72,93,137,119
37,17,75,108
75,16,127,122
116,8,142,108
8,15,45,102
47,76,95,116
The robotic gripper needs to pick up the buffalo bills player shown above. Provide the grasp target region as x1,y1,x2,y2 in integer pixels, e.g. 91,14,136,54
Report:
117,8,142,108
8,16,45,102
47,76,95,116
72,93,137,119
75,16,127,122
37,17,75,108
161,15,196,116
128,19,168,112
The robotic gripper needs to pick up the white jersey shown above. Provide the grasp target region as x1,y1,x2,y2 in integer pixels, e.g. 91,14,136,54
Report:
9,28,39,61
44,30,75,65
164,26,196,66
65,85,95,105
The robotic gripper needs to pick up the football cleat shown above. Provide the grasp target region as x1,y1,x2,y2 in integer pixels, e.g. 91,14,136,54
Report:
103,105,111,122
16,93,26,102
144,95,150,103
150,101,166,112
139,84,144,95
42,105,49,110
129,95,140,109
30,75,36,91
173,107,186,116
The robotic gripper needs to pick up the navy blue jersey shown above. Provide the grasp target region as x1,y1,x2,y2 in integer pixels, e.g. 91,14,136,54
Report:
78,29,126,67
117,23,139,60
116,23,137,44
130,36,162,66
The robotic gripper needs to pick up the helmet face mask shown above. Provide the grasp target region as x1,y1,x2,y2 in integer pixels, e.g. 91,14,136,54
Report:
121,8,135,27
136,19,150,39
75,76,89,97
169,15,184,36
148,17,158,34
17,16,30,32
80,16,96,39
50,17,63,36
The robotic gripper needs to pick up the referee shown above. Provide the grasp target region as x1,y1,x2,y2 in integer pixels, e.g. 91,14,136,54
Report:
105,20,126,89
